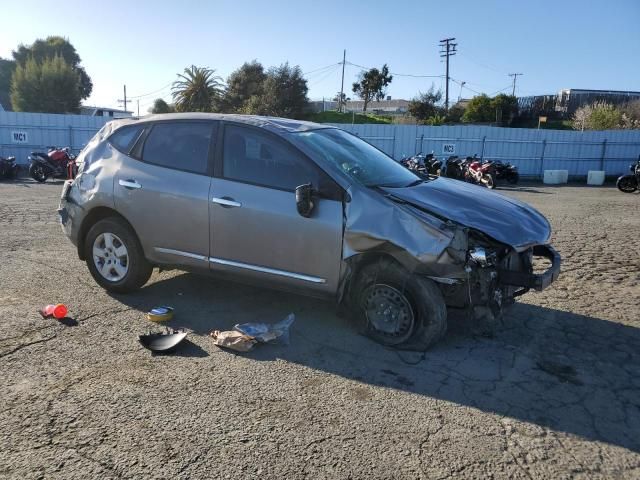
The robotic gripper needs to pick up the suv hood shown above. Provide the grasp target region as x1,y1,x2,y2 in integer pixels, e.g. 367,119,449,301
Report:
381,177,551,251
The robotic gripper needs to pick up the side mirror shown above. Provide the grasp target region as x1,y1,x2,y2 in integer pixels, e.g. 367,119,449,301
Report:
295,183,315,218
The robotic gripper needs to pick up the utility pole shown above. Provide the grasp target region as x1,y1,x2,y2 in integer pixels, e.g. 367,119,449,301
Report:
137,99,140,117
439,38,457,111
339,49,346,113
117,85,128,113
508,73,523,96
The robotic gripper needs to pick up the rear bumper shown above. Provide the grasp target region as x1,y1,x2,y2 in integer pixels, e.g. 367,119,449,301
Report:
498,245,561,291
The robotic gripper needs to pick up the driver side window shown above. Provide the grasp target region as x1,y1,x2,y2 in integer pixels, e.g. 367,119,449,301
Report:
223,124,320,191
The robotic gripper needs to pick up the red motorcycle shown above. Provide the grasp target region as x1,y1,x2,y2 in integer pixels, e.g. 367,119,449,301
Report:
465,156,497,189
28,146,77,183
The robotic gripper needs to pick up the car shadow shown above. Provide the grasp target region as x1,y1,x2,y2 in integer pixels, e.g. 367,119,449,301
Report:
110,271,640,452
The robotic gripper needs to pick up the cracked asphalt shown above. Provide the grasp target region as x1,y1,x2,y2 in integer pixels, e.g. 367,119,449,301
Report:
1,178,639,479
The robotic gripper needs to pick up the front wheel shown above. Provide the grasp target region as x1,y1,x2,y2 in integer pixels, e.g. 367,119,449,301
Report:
29,163,48,183
351,259,447,350
482,173,496,189
616,175,638,193
84,217,152,293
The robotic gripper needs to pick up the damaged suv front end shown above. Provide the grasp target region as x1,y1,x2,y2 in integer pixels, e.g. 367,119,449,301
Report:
293,128,560,346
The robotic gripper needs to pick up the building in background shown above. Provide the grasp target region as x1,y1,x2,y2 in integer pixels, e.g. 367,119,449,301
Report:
555,89,640,115
79,106,132,118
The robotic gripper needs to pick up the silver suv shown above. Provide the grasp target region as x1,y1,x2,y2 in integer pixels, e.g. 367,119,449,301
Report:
59,113,560,349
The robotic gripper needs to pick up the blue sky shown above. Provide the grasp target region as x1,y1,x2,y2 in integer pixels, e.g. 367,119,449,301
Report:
2,0,639,112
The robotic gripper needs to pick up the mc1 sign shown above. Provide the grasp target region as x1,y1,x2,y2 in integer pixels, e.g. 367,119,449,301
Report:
442,143,455,155
11,131,28,144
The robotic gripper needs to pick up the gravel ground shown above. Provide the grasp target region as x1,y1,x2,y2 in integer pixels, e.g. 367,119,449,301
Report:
0,179,639,479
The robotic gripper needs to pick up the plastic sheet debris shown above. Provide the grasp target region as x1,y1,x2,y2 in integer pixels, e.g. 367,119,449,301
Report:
146,306,174,322
139,328,188,353
234,313,295,345
211,313,296,352
210,330,257,352
39,303,68,319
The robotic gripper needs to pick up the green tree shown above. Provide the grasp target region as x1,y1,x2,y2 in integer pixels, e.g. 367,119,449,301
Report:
352,64,393,111
588,103,622,130
149,98,174,114
11,55,82,113
222,60,266,113
408,86,443,123
0,58,15,109
13,36,92,100
446,103,466,123
572,102,624,130
462,94,493,123
490,94,518,125
171,65,224,112
244,63,308,118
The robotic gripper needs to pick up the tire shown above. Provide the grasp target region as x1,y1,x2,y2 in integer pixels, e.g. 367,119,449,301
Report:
29,163,48,183
84,217,152,293
351,258,447,351
616,175,638,193
507,172,519,184
483,173,496,189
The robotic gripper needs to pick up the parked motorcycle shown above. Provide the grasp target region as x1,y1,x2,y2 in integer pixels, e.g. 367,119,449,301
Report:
400,152,443,178
443,155,467,180
616,156,640,193
492,160,519,184
0,155,19,179
28,146,77,183
466,156,497,189
423,153,443,176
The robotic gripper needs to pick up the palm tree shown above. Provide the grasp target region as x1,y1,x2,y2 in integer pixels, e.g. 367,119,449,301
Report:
172,65,224,112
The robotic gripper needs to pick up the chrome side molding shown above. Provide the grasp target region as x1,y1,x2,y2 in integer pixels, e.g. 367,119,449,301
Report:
209,257,326,284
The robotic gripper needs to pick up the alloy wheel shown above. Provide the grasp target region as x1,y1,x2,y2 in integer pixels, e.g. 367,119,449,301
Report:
92,232,129,282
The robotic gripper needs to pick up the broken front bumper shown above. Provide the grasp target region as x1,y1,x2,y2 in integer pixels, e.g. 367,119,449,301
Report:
498,245,561,291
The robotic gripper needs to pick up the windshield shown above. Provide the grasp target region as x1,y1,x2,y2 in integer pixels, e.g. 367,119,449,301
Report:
293,128,420,188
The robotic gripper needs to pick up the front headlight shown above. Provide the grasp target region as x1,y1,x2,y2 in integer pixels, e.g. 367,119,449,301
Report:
468,247,497,267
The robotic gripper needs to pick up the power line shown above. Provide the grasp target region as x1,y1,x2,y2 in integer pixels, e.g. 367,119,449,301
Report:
307,64,341,87
127,82,174,99
303,63,341,77
458,51,507,75
345,61,443,78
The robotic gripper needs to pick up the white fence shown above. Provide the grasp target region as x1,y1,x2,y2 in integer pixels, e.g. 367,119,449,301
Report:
1,111,639,177
0,111,111,165
331,124,640,177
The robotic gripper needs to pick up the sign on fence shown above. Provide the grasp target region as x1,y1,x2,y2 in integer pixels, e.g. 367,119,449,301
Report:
11,131,28,143
442,143,456,154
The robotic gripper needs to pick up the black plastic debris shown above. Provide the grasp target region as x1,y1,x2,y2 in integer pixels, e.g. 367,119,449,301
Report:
139,328,188,353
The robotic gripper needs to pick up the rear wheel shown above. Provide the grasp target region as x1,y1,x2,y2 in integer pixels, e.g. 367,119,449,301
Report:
616,175,638,193
29,163,48,183
352,259,447,350
84,217,152,293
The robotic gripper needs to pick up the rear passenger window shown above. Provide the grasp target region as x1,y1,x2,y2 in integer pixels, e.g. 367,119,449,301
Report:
108,125,143,153
223,124,321,191
142,122,215,175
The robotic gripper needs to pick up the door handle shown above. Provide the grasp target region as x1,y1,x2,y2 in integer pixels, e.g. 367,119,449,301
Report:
211,196,241,208
119,179,141,190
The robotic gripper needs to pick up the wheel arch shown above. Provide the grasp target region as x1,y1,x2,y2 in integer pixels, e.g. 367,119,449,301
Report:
340,251,409,306
77,207,139,260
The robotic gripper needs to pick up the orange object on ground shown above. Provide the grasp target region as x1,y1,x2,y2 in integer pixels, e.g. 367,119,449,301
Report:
40,303,68,319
